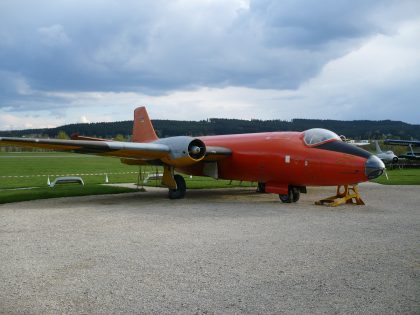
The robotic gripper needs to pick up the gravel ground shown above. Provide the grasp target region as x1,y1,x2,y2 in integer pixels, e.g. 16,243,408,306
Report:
0,184,419,314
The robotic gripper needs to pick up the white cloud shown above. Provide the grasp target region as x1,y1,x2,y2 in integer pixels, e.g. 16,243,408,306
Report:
80,115,90,123
0,113,65,130
279,19,420,122
3,0,413,94
37,24,71,47
0,0,419,129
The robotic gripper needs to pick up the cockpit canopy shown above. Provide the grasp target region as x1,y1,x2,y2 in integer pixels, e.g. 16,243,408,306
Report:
303,128,341,146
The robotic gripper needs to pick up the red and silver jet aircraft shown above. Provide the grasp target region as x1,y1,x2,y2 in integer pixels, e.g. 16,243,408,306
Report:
0,107,385,202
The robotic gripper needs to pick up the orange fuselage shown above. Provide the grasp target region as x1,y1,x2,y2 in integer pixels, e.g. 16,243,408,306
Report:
180,132,369,193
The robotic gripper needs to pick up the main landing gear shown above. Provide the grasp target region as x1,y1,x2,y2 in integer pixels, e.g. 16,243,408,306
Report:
168,174,186,199
162,165,186,199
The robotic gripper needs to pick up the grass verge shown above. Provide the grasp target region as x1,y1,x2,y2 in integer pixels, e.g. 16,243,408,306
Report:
0,185,137,205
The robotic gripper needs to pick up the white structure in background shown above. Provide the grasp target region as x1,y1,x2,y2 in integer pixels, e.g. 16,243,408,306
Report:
49,176,84,187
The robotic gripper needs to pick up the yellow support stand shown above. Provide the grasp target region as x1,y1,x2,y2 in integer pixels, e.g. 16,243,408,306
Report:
315,185,365,207
161,165,177,189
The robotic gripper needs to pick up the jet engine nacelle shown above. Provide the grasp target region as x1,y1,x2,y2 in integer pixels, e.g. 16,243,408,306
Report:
157,136,206,166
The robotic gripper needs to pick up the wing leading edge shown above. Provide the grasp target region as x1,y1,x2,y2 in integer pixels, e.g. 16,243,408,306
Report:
0,137,170,159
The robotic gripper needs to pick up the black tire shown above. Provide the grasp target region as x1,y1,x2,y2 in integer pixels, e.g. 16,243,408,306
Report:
256,182,266,193
168,174,186,199
279,189,293,203
292,187,300,202
279,186,300,203
279,194,291,203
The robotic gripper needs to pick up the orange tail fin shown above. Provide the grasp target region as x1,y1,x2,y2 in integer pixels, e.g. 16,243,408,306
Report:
132,106,159,143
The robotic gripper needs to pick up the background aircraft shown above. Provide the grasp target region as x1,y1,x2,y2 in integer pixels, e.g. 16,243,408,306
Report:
384,139,420,160
374,141,399,164
0,107,385,202
339,135,370,147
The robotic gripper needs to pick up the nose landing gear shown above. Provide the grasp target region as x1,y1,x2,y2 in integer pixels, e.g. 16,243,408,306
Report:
279,186,302,203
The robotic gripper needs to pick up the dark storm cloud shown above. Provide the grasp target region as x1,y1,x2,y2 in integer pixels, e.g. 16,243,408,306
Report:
250,0,384,47
0,0,418,110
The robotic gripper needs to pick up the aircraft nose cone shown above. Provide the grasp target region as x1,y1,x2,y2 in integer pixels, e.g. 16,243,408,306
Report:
365,155,385,180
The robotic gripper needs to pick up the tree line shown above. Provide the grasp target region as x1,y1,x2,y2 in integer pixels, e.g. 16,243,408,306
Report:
1,118,419,140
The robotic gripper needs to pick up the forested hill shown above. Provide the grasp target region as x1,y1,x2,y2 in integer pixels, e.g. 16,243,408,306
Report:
1,118,419,140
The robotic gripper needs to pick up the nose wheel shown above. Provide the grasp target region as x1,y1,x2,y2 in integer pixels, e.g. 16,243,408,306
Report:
279,186,300,203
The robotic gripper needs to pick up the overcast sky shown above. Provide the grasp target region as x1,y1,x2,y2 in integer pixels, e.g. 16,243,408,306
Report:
0,0,419,130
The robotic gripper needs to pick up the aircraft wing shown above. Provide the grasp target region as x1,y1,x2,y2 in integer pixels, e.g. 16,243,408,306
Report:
384,139,420,147
0,136,232,162
349,142,370,146
0,137,170,159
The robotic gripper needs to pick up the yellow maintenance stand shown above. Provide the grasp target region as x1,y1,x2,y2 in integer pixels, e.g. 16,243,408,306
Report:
315,185,365,207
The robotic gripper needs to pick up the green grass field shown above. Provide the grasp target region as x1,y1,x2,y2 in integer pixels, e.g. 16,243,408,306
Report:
0,152,141,188
373,168,420,185
0,151,254,204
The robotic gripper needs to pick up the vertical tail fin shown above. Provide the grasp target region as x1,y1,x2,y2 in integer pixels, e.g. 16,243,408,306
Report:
132,106,159,143
375,140,382,153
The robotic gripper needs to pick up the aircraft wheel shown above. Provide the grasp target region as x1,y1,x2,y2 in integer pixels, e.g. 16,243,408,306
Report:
279,187,300,203
279,189,293,203
257,182,266,193
168,174,186,199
